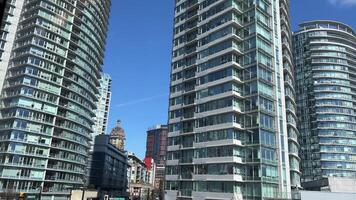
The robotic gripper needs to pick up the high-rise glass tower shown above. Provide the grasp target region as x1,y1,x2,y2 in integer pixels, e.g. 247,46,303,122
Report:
0,0,25,94
165,0,300,199
0,0,111,199
92,73,112,138
280,0,301,189
294,21,356,184
87,73,111,186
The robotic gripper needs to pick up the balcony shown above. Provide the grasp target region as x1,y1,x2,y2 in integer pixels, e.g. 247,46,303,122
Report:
180,157,193,164
46,165,84,174
193,174,243,182
178,189,192,198
180,172,193,180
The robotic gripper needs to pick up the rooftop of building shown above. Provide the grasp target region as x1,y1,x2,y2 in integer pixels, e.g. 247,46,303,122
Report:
147,124,168,131
297,20,356,36
128,152,146,166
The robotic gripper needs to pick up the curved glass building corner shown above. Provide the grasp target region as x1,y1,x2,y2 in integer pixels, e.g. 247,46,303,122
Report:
280,0,301,188
294,21,356,182
0,0,111,199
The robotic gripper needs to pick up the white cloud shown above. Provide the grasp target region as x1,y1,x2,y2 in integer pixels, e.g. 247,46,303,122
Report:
115,93,168,108
328,0,356,6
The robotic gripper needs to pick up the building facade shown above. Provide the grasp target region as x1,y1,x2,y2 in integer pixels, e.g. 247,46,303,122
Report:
280,0,301,189
145,125,168,165
153,164,165,200
128,153,154,200
166,0,300,199
87,73,112,185
301,177,356,193
145,125,168,200
293,190,356,200
92,73,112,139
294,21,356,186
0,0,25,93
88,135,129,199
0,0,111,199
110,120,126,151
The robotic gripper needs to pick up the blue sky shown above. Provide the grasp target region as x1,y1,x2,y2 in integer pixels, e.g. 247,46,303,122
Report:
103,0,356,159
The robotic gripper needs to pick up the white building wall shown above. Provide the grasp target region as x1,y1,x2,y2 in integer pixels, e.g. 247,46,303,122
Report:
299,191,356,200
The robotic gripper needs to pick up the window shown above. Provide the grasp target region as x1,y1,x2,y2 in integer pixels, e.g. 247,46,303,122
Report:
198,113,240,127
261,148,276,161
260,114,275,129
259,97,274,112
259,82,273,97
196,146,243,158
259,67,273,83
261,129,275,147
195,129,244,142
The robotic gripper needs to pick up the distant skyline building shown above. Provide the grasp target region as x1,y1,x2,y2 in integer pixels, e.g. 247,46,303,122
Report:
145,125,168,165
110,120,126,151
145,125,167,200
0,0,111,199
92,73,112,139
166,0,300,199
294,20,356,189
87,73,112,185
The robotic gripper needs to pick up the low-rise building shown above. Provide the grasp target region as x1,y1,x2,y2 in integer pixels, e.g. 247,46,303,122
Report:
152,164,165,200
70,190,98,200
127,153,154,200
301,177,356,193
292,190,356,200
88,135,129,199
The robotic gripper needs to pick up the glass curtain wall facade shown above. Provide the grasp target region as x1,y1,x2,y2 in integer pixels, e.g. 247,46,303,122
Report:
294,21,356,182
279,0,301,189
92,73,112,138
166,0,299,199
0,0,111,199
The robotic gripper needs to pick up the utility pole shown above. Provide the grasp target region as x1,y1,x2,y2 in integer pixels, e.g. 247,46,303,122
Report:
81,187,85,200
